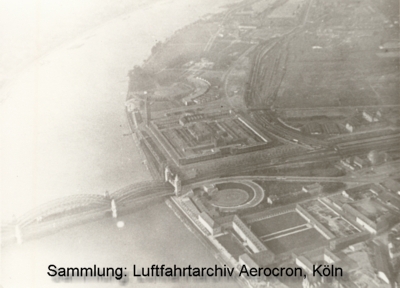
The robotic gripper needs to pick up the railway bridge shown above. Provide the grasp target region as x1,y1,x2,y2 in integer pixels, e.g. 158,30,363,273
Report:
16,180,173,228
1,180,174,245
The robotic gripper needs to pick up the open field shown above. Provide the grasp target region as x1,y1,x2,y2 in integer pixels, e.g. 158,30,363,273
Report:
242,209,330,255
273,0,399,111
250,211,307,237
264,227,327,254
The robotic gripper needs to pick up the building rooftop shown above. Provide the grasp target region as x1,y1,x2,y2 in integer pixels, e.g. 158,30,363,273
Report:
199,212,216,228
379,192,400,211
373,243,393,283
297,255,314,271
239,253,259,268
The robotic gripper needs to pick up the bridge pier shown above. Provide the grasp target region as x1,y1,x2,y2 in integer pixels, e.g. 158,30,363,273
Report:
111,199,118,218
165,166,172,183
15,224,23,244
165,166,182,196
174,175,182,196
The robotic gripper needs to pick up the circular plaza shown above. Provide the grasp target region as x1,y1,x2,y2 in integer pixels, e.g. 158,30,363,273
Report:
210,187,250,207
190,179,265,212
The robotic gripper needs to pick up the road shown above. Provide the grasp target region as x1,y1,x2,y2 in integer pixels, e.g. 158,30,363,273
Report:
302,0,314,26
185,174,392,192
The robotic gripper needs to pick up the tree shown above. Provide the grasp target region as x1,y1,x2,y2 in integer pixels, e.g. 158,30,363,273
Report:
129,65,156,91
151,41,163,55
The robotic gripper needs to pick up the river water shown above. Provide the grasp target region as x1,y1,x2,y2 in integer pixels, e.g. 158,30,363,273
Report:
1,0,240,287
2,203,239,288
1,0,234,220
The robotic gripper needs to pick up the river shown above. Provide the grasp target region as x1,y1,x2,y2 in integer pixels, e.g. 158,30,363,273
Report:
1,0,240,287
1,203,239,287
1,0,235,220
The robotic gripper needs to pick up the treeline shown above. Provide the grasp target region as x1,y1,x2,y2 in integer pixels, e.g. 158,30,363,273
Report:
128,65,156,92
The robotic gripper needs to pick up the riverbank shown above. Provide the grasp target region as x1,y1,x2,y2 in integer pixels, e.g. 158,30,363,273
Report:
1,202,239,288
1,1,242,287
0,0,240,221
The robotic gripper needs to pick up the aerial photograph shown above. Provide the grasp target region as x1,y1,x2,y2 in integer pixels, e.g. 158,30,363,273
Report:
1,0,399,287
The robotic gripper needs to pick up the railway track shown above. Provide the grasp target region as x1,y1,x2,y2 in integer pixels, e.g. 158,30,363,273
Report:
14,181,173,228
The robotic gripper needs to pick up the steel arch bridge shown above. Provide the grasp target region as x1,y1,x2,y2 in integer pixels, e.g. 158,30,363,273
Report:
16,180,173,228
